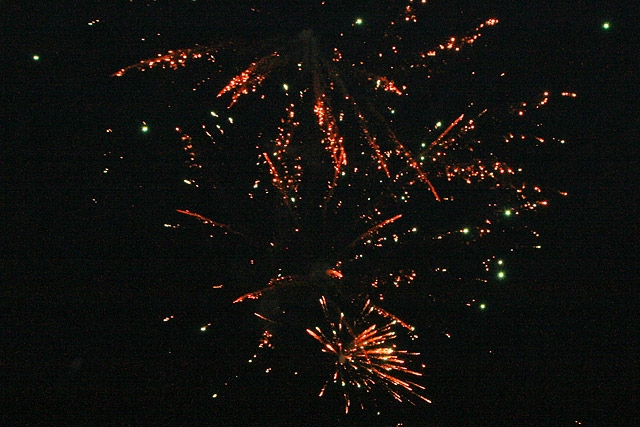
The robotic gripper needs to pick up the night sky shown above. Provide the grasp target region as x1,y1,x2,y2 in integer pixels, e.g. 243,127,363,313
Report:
3,1,638,426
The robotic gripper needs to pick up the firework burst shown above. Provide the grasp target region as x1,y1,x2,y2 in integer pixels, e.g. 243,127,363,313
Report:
108,0,573,418
111,2,504,205
172,178,417,311
307,296,431,413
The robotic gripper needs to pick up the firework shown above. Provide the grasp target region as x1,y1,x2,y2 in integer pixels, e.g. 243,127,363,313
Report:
176,200,416,308
415,91,569,219
306,296,430,413
111,2,504,203
107,1,572,418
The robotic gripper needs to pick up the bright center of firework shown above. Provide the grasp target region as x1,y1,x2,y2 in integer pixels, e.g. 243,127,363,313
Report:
338,352,347,364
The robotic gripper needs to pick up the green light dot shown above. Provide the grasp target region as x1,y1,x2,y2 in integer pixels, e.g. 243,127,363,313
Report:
32,55,40,61
354,18,363,25
435,121,442,128
141,125,149,133
479,303,486,310
504,209,512,217
602,22,610,30
497,271,505,279
462,228,470,234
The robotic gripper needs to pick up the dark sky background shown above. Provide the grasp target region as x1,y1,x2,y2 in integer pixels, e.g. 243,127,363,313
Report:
2,1,638,426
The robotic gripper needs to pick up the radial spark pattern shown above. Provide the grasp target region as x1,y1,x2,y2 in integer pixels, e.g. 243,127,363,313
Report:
307,296,430,413
107,0,572,417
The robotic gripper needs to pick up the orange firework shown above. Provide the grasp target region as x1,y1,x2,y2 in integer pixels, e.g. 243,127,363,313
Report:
109,2,573,417
306,297,431,413
111,16,503,201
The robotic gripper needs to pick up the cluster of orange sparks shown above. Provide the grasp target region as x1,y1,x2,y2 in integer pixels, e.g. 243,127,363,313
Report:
262,102,303,208
306,296,431,413
112,45,224,76
420,18,499,58
112,14,504,204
